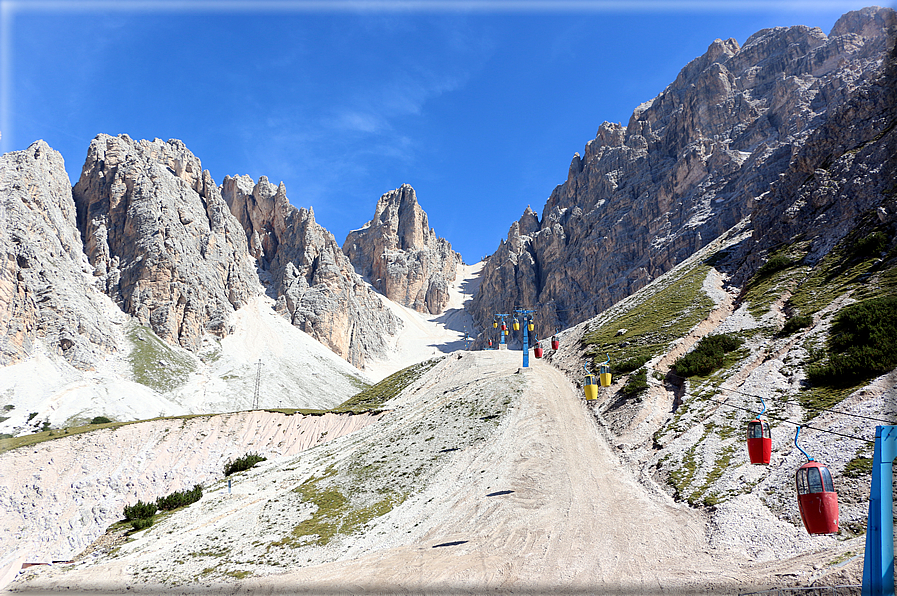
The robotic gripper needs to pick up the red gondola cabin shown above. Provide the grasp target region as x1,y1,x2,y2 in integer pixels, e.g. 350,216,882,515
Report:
534,345,544,358
746,419,771,464
795,460,839,534
551,336,559,350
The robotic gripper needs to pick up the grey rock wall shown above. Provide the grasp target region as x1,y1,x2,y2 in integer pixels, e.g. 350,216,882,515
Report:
0,141,122,368
222,175,400,368
470,7,896,341
73,134,261,353
343,184,461,314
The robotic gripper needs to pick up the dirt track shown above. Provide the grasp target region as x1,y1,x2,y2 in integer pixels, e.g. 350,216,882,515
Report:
235,355,730,594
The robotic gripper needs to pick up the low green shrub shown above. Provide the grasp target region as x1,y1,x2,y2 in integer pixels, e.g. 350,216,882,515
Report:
781,314,813,336
130,517,154,531
621,369,649,396
756,254,794,278
615,355,650,374
224,452,267,477
673,334,743,377
843,457,873,478
90,416,113,425
853,231,887,259
156,484,203,511
123,500,157,521
806,296,897,385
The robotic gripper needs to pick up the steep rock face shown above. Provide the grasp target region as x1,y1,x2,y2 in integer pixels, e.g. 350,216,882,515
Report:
343,184,461,314
0,141,122,369
738,11,897,280
470,7,896,339
222,175,400,368
73,134,260,353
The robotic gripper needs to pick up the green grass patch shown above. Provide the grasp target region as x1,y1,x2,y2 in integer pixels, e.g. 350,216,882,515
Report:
127,324,197,392
798,385,856,422
806,296,897,386
274,467,404,548
582,265,714,370
621,369,648,396
742,247,806,318
843,457,873,478
331,358,441,413
673,334,743,377
788,228,897,317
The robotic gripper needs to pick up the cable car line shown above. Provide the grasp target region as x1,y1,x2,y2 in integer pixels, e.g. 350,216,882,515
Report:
654,367,897,425
679,392,875,445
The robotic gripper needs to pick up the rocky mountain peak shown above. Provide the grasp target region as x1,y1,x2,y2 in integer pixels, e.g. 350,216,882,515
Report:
73,134,261,352
471,6,896,341
0,140,123,369
343,185,461,315
222,175,400,368
367,183,435,251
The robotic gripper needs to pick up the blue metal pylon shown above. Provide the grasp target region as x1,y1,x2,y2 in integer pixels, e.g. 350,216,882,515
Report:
494,314,510,348
516,309,535,368
862,425,896,596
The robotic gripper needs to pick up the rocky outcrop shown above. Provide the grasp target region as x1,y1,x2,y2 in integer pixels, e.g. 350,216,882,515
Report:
0,141,122,369
343,184,461,314
222,175,400,368
736,9,897,279
470,7,896,340
73,134,261,353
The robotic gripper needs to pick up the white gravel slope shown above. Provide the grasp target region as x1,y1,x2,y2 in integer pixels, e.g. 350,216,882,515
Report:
362,262,482,382
5,350,863,594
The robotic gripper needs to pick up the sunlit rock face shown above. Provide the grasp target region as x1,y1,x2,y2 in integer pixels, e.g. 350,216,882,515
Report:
74,134,261,353
222,175,400,368
343,184,461,315
0,140,122,368
470,7,896,340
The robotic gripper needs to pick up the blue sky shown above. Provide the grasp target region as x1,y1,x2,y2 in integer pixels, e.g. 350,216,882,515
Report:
0,1,874,262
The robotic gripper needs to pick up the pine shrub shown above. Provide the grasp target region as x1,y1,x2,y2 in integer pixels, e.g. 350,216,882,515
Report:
806,296,897,385
673,334,743,377
615,355,650,374
156,484,203,511
621,369,649,396
780,314,813,336
756,254,793,278
123,500,157,521
130,517,154,531
224,452,267,477
90,416,113,425
853,231,887,259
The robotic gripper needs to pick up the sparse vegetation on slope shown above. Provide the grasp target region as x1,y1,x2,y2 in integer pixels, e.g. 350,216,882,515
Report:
805,295,897,385
332,357,442,413
582,265,714,370
127,324,197,392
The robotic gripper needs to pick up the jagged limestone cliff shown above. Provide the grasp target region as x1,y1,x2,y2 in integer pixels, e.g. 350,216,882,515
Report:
0,141,123,369
470,7,896,342
222,175,400,368
73,134,261,353
343,184,461,315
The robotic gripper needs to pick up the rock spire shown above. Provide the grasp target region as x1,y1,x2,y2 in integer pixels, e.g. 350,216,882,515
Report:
222,175,400,368
343,184,461,314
